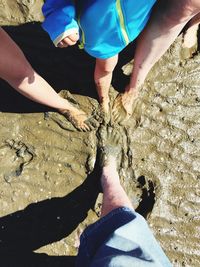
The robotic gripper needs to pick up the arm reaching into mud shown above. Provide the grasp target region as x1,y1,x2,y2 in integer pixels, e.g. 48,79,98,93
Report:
181,12,200,59
0,28,95,131
113,0,200,123
42,0,79,47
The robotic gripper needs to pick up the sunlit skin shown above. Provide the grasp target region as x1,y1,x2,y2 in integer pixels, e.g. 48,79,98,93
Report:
59,0,200,123
0,28,98,131
181,12,200,59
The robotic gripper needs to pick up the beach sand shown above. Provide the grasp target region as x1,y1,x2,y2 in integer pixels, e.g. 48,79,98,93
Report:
0,1,200,266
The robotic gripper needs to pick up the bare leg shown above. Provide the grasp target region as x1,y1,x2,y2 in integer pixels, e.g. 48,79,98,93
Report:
100,155,133,217
113,0,200,123
0,28,93,131
187,11,200,26
98,126,133,217
94,55,118,119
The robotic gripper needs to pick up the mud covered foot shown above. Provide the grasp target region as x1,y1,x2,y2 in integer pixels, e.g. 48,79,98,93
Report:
59,105,99,132
99,100,111,124
112,90,138,124
181,23,199,60
98,126,121,167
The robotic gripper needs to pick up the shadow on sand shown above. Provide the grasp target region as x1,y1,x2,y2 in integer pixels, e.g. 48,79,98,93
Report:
0,152,102,267
0,21,182,266
0,153,156,267
0,22,134,113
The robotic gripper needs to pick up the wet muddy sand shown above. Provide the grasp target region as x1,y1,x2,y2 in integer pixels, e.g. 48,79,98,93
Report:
0,1,200,267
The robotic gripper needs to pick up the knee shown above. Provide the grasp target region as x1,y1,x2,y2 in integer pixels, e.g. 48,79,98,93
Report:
100,61,117,73
95,56,118,75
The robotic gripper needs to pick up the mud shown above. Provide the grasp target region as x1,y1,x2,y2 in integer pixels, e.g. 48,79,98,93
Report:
0,0,43,25
0,1,200,267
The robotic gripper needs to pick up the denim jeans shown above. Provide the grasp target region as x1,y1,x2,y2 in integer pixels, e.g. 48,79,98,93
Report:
76,207,172,267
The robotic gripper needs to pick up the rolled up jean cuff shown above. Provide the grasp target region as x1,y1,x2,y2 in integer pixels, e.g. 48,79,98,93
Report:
76,207,172,267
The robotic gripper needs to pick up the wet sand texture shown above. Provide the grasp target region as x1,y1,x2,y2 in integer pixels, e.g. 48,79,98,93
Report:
0,1,200,266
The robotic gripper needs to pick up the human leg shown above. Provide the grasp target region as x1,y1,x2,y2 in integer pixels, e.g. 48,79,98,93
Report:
98,126,133,217
76,126,172,266
0,28,94,131
100,156,133,217
94,55,118,117
113,0,200,123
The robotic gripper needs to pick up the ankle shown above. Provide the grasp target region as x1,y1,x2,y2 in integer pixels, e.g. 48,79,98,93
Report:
100,95,109,104
101,170,120,189
102,156,117,168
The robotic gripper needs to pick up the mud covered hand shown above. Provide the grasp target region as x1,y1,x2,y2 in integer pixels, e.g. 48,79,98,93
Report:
181,23,199,59
60,106,99,132
112,90,138,123
57,32,79,48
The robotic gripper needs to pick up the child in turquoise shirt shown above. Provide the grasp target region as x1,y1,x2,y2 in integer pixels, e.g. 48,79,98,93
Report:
42,0,156,118
42,0,156,120
42,0,156,59
42,1,200,123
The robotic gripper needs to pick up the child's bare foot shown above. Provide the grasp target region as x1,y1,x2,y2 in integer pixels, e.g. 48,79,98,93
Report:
59,105,99,132
100,98,111,124
98,126,121,167
101,98,109,114
181,23,199,59
112,90,138,124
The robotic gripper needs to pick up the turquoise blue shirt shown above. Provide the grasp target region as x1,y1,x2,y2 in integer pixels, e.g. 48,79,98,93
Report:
42,0,156,59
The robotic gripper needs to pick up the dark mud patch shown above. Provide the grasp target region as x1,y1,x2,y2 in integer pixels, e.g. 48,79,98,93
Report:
136,176,156,218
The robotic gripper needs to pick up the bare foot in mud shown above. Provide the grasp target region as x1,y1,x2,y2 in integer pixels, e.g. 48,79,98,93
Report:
98,126,121,167
59,105,99,132
100,99,111,124
112,90,138,124
181,23,199,59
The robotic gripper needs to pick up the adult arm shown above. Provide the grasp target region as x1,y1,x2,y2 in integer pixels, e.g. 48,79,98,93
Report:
0,28,92,131
113,0,200,122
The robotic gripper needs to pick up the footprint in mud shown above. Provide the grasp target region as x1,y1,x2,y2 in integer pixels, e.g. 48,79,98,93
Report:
0,139,36,183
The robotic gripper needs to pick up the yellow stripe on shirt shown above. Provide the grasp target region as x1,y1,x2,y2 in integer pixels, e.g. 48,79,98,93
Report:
78,15,85,49
116,0,129,45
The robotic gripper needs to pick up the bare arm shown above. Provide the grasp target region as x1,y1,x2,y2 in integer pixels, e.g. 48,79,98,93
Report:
113,0,200,122
127,0,199,93
0,28,71,109
0,28,93,131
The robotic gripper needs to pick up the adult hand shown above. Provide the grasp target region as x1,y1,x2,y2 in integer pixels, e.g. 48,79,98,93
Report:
112,89,138,123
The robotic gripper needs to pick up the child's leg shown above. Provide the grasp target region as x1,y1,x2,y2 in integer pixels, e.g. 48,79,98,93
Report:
0,28,93,131
94,55,118,114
